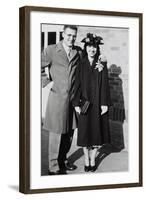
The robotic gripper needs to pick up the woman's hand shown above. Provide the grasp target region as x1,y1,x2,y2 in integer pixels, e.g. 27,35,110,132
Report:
101,105,108,115
75,106,81,114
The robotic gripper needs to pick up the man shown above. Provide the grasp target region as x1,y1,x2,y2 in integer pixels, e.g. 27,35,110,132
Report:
41,25,82,174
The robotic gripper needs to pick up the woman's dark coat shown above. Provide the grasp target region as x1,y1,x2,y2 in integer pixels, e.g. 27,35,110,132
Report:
72,56,111,147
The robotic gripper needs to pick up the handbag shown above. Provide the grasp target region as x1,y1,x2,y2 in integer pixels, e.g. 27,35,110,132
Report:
80,98,90,114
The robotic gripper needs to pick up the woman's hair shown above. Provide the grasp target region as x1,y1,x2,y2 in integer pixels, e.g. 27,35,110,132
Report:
81,33,103,59
83,43,101,60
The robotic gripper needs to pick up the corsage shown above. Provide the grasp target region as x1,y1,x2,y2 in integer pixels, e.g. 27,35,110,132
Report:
94,55,107,72
94,62,104,72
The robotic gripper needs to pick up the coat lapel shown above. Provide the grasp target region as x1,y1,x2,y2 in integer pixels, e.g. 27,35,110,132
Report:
56,41,78,62
69,46,78,62
56,41,69,64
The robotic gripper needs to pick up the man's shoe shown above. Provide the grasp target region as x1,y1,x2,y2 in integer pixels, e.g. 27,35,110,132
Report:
57,169,67,175
65,162,77,171
48,170,58,175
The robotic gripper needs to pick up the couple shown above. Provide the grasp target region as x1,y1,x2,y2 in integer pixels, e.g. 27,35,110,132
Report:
41,25,110,175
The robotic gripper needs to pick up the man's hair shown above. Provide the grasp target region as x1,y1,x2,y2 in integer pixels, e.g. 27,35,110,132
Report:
63,25,78,32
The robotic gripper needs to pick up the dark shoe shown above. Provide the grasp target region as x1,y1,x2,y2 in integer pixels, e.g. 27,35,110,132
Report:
57,169,67,175
48,170,58,175
84,165,90,172
90,165,97,172
65,162,77,171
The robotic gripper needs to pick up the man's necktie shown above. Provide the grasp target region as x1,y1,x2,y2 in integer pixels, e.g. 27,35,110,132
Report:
67,48,72,59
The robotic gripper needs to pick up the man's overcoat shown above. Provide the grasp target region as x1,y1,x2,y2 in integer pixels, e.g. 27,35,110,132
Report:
41,41,81,134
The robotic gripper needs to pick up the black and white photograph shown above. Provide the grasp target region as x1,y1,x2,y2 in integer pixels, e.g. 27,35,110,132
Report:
41,24,128,176
19,6,142,193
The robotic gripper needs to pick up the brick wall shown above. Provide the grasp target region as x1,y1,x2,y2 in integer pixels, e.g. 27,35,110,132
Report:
108,65,126,150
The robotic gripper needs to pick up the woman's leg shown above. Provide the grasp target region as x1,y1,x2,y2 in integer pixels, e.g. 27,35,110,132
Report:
89,147,98,167
83,147,90,166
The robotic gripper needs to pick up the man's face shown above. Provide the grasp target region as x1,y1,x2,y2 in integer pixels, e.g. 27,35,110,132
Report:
62,28,77,47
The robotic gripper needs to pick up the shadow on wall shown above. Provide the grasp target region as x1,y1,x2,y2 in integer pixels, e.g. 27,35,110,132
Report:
108,64,126,151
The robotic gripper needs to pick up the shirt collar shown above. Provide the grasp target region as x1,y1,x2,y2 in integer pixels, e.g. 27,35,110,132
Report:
62,42,72,54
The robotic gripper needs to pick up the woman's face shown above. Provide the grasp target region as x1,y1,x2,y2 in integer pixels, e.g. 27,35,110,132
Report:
86,44,97,58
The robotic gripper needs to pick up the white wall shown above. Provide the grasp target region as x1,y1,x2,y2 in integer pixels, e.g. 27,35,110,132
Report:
0,0,145,200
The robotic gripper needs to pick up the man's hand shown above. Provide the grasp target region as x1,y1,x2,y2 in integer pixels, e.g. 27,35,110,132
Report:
42,73,50,88
75,106,81,114
101,105,108,115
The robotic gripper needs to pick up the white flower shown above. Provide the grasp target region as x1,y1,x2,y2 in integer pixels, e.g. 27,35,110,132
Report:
94,62,104,72
85,38,90,42
98,55,107,62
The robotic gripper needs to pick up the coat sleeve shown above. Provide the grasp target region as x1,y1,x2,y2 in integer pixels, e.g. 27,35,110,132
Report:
100,61,111,106
72,62,82,107
41,46,52,88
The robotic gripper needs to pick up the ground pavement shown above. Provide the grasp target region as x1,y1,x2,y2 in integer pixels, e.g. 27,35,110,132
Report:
41,129,128,176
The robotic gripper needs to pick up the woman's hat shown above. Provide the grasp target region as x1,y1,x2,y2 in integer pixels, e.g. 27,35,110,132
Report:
81,33,104,45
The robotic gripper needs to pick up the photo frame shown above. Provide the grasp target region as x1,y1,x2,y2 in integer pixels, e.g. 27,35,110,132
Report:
19,6,143,194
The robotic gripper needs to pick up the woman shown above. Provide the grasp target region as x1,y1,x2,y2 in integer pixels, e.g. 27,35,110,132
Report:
72,33,110,172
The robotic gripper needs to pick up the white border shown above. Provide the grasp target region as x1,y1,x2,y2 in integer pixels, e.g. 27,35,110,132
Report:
30,11,139,189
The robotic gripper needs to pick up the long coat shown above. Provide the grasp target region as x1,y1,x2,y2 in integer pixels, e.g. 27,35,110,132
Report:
41,41,82,134
72,56,111,147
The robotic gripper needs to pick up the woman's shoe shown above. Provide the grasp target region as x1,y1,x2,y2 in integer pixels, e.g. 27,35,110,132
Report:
90,165,97,172
84,165,90,172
